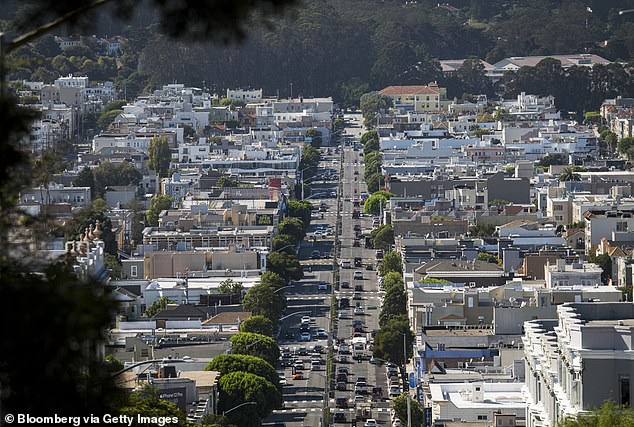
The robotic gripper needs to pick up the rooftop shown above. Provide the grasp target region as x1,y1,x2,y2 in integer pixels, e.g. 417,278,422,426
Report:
379,85,441,96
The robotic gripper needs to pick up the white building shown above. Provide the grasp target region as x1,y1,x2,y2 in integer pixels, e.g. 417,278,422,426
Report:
524,302,634,427
226,88,263,102
544,259,602,288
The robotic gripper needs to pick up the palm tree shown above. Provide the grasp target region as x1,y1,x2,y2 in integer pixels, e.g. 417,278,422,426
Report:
559,167,581,182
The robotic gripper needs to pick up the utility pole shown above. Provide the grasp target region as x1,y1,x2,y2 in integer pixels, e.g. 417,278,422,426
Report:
404,332,411,427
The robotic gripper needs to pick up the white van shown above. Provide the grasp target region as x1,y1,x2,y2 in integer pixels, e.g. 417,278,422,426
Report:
341,260,351,269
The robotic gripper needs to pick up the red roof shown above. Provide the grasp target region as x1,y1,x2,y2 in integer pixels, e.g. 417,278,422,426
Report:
379,85,440,96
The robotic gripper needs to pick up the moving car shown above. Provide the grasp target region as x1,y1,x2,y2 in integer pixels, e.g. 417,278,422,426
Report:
335,397,348,408
364,420,378,427
389,386,401,397
353,271,364,280
354,306,364,315
311,250,321,259
334,412,346,422
300,331,311,341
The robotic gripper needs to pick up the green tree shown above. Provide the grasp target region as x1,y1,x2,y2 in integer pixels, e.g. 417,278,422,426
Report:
267,252,303,282
419,277,452,285
371,224,394,250
382,271,405,293
104,253,122,279
379,285,407,328
239,315,275,336
144,296,175,318
392,394,425,427
366,172,381,193
218,371,280,427
278,217,306,244
305,128,322,148
477,252,500,264
300,144,321,179
229,332,280,367
73,167,96,198
259,271,286,290
217,176,239,188
559,167,581,182
584,111,602,126
219,278,244,295
360,91,392,129
119,385,187,424
380,251,403,276
559,402,634,427
206,353,280,391
104,354,124,373
469,223,496,237
242,283,287,321
361,130,380,153
588,251,612,285
286,200,312,227
373,315,414,366
271,234,297,254
92,161,142,199
146,195,174,226
364,192,392,216
96,109,123,131
148,136,171,177
618,137,634,156
537,153,566,167
65,204,117,255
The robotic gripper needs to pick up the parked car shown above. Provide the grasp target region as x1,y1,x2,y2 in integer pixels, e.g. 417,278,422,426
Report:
311,250,321,259
318,282,328,290
364,419,378,427
334,412,346,422
354,306,364,315
335,397,348,408
300,332,311,341
389,386,401,397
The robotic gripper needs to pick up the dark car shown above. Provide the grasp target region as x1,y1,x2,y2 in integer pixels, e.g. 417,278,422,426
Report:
341,281,350,289
354,257,362,267
334,412,346,422
335,397,348,408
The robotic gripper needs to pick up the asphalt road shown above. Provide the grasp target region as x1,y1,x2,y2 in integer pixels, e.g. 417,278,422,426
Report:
327,141,392,427
263,150,339,427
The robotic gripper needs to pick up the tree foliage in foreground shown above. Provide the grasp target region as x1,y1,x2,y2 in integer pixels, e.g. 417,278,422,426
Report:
229,332,280,367
559,402,634,427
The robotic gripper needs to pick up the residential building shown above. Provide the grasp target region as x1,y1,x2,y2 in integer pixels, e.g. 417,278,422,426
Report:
524,302,634,426
379,84,449,113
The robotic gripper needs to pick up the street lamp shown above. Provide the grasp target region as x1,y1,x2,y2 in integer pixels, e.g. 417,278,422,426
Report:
223,401,257,416
272,285,293,294
619,9,634,15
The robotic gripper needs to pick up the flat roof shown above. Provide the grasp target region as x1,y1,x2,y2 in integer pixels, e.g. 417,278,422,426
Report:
429,382,525,409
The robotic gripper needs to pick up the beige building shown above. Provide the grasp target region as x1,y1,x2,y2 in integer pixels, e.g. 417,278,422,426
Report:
379,83,449,113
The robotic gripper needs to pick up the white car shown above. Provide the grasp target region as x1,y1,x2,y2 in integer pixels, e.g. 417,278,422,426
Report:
354,306,364,315
389,386,401,397
353,271,364,280
300,332,311,341
364,420,378,427
301,316,311,325
279,377,288,386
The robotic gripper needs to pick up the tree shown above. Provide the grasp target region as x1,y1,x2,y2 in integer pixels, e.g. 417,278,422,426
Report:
242,282,287,321
618,137,634,156
469,223,496,237
392,394,425,427
104,354,124,373
305,128,322,148
286,200,312,227
217,371,280,427
419,277,452,285
360,91,392,129
266,252,303,282
229,332,280,367
92,161,143,199
300,144,321,179
119,385,187,423
537,153,566,167
206,353,279,391
277,217,306,244
584,111,602,125
364,192,390,216
239,315,275,336
382,271,405,293
366,172,381,193
146,195,174,226
65,203,117,255
148,136,171,177
271,234,297,254
559,167,581,182
588,251,612,285
361,130,380,153
477,252,500,264
559,402,634,427
259,271,286,290
379,285,407,328
144,296,175,318
380,251,403,276
373,315,414,366
96,109,123,131
217,176,239,188
104,253,122,279
372,224,394,251
73,167,96,198
219,278,244,295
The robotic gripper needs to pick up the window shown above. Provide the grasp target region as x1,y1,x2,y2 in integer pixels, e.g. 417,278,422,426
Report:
131,265,138,278
621,376,630,406
554,205,563,211
477,415,487,420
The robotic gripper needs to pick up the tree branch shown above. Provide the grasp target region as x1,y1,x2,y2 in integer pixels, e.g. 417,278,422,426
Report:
6,0,112,53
